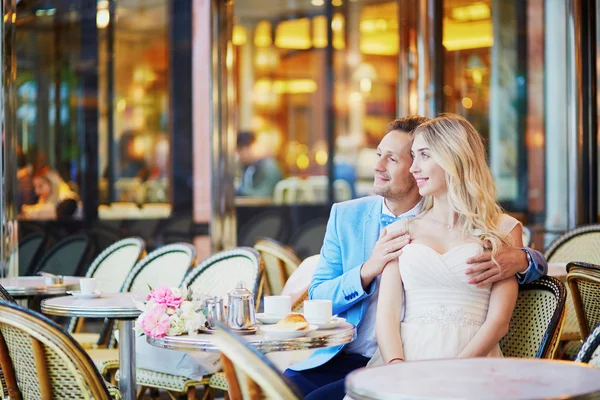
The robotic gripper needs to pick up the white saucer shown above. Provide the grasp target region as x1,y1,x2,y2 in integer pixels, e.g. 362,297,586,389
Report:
256,313,285,325
310,317,346,330
259,324,318,339
67,291,103,299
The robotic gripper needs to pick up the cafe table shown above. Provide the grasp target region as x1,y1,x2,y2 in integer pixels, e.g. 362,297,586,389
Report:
345,357,600,400
0,276,81,308
41,292,143,400
147,322,355,353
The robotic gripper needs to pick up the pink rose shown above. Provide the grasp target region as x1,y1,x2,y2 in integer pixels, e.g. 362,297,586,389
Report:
140,305,171,338
147,286,184,308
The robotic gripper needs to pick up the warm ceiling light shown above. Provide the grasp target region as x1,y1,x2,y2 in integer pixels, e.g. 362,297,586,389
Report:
275,18,312,49
233,25,247,46
443,18,493,51
462,97,473,109
312,0,324,6
332,0,343,6
254,21,272,47
451,2,490,22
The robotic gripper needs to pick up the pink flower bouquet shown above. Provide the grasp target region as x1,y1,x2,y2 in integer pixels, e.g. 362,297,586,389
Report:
135,286,208,338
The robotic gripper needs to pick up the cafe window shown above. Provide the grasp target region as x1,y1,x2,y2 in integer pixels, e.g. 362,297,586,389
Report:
233,0,399,206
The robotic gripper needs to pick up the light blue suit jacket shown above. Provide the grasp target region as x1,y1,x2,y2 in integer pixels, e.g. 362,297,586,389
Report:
291,196,383,370
290,195,547,371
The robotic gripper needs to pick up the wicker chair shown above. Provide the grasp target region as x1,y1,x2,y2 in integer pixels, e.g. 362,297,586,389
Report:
0,301,121,399
32,233,95,277
499,276,566,359
135,247,265,400
254,237,301,295
88,243,196,381
567,262,600,339
212,322,302,400
575,322,600,367
18,232,47,276
544,224,600,347
0,285,16,398
69,238,146,350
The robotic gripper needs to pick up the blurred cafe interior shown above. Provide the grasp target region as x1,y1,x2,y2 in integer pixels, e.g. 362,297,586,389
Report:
0,0,598,273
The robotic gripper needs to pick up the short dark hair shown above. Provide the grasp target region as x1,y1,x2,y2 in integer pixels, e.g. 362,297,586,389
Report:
386,115,429,134
237,131,256,149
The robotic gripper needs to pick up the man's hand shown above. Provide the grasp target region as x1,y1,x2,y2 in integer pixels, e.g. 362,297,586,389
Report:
361,228,410,289
465,246,528,287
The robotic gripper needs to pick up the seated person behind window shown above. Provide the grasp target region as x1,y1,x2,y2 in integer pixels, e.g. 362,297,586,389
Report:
21,168,79,220
236,131,283,197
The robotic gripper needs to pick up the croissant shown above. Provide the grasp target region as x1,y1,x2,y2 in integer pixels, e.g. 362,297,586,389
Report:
274,313,310,331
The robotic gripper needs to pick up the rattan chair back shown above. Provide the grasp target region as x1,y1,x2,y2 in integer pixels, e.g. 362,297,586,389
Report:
32,233,94,277
121,243,196,294
0,285,15,304
18,232,47,276
576,322,600,367
212,322,302,400
0,301,115,399
254,237,300,295
567,262,600,338
543,225,600,343
181,247,264,304
499,276,566,358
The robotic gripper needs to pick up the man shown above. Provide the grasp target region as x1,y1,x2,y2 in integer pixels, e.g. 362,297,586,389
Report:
284,116,547,398
236,131,283,197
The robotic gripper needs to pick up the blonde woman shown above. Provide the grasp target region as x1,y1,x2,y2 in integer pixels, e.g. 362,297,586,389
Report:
371,114,521,365
21,169,79,220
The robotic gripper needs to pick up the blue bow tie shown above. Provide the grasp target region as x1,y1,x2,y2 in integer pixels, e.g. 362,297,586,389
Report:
380,214,415,228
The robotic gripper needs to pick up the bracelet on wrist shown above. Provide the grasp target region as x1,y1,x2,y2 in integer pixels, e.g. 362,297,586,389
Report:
388,357,404,363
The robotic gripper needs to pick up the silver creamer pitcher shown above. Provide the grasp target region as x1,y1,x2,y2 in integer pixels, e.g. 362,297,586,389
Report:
227,283,256,330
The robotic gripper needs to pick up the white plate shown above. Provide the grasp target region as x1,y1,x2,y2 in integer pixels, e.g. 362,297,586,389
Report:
67,291,103,299
259,324,318,339
256,313,285,325
312,317,346,330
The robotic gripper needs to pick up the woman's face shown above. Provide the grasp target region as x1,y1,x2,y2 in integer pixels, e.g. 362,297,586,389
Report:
409,135,447,197
33,176,52,200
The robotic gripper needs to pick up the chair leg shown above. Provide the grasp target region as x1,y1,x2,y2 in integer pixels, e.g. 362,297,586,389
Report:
136,386,147,400
187,387,196,400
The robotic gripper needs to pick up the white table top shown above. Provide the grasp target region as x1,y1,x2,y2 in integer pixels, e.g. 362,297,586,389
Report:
0,276,81,296
148,322,355,353
548,262,568,278
345,358,600,400
41,292,143,319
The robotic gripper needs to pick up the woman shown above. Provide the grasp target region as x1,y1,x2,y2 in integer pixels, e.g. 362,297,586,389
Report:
21,168,79,220
371,114,520,365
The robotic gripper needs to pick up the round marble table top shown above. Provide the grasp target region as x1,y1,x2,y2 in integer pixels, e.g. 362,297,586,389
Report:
0,276,80,297
41,292,143,319
345,357,600,400
148,322,355,353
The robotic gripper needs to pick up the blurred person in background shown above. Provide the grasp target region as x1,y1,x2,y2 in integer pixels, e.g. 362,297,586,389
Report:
236,131,283,197
21,167,79,220
118,130,150,181
16,146,36,209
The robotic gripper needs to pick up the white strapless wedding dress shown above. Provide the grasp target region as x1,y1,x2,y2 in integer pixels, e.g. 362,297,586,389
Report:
368,242,502,366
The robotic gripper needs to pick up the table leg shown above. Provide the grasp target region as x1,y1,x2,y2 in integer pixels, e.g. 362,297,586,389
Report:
119,320,136,400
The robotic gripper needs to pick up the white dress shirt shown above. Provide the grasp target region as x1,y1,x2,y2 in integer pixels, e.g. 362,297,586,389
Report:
345,199,422,358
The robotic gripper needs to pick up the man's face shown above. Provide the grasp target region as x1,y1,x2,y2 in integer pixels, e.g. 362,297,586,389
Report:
237,146,253,165
373,130,418,201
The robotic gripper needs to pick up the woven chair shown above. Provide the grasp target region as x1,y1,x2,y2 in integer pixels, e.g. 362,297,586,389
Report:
88,243,196,381
0,285,16,398
544,224,600,348
18,232,47,276
212,322,302,400
135,247,265,400
68,238,146,350
0,301,121,399
281,254,320,313
575,322,600,367
567,262,600,339
32,233,94,277
499,276,566,359
254,237,301,295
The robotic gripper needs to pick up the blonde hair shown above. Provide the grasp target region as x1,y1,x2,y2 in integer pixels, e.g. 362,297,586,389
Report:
413,114,509,257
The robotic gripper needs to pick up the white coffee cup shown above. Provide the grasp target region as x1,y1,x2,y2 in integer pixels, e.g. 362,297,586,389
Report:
264,295,291,317
79,278,99,295
303,300,333,324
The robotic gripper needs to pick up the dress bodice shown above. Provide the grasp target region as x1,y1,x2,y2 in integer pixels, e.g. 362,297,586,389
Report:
399,242,492,327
